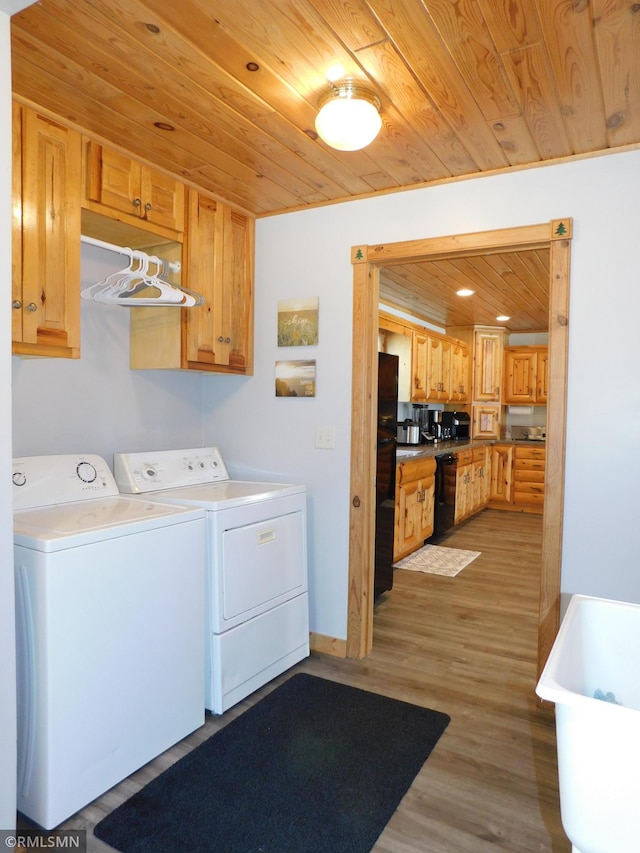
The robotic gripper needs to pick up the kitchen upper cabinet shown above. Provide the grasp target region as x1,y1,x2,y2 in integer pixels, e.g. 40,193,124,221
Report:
12,103,82,358
472,404,501,440
503,346,548,405
411,332,429,402
394,456,436,561
474,328,504,402
83,140,185,237
130,190,254,374
450,343,469,403
426,336,452,401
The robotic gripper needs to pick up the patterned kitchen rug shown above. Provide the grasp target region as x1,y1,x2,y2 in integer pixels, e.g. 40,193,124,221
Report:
394,544,481,577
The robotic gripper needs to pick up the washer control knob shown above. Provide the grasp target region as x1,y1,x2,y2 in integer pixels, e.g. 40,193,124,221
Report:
12,471,26,487
76,461,97,483
141,465,157,481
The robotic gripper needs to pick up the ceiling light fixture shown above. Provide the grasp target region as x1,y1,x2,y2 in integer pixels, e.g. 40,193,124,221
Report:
315,80,382,151
496,315,510,322
456,288,475,296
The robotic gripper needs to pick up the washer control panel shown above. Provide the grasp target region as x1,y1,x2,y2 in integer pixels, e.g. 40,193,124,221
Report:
114,447,230,493
12,454,119,511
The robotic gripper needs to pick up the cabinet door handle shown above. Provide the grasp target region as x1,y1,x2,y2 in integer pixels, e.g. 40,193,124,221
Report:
26,303,37,312
12,300,22,309
133,197,141,207
144,202,152,211
218,336,231,344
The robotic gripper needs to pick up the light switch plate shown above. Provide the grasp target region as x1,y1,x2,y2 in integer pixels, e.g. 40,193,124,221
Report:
315,425,335,449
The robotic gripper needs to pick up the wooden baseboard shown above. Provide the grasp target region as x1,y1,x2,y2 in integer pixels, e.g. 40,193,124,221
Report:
309,632,347,658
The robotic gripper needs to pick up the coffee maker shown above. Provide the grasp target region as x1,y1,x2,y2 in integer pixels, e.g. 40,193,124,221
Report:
426,409,444,441
410,404,435,443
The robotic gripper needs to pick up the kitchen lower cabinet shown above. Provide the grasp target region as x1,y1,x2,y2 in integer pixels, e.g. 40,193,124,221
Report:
130,190,254,374
394,457,436,561
12,103,82,358
455,447,489,524
489,443,545,513
512,445,546,511
489,445,513,504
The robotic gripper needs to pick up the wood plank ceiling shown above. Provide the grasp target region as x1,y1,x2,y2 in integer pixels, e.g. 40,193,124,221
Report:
10,0,637,331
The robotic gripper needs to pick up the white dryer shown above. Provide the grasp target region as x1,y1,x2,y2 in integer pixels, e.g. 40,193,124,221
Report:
13,454,206,830
114,447,309,714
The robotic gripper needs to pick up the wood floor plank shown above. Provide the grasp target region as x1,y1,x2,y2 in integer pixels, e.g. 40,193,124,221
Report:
19,508,569,852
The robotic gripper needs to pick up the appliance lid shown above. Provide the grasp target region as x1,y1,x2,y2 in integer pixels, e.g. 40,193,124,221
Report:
13,497,204,551
127,480,305,511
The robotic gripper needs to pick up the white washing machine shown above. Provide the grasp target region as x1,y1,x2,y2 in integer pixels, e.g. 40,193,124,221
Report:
114,447,309,714
12,454,206,830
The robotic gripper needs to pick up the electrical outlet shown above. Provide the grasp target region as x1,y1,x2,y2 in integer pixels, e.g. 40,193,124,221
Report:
315,425,336,449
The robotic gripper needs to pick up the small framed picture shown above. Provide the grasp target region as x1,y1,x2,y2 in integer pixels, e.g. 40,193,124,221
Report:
277,297,319,346
275,360,316,397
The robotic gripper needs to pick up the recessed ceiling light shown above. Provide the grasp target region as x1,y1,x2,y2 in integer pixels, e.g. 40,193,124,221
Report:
456,288,475,297
496,315,510,322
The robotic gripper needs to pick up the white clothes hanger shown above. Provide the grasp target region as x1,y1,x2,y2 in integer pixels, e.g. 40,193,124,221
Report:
80,236,204,307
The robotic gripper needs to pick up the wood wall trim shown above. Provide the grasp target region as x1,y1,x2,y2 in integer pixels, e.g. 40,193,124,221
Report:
348,221,571,677
309,633,347,658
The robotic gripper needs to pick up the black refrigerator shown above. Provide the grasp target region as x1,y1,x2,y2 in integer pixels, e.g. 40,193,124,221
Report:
375,352,399,597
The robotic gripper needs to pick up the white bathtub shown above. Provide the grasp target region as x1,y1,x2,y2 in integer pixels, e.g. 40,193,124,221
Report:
536,594,640,853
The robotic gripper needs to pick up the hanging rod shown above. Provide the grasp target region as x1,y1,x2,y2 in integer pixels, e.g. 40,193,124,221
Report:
80,234,182,273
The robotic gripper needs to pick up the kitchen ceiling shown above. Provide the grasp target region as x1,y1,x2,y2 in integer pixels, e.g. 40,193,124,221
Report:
10,0,640,220
379,246,550,331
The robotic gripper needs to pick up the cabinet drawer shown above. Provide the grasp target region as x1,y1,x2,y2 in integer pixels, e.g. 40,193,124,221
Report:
513,488,545,504
472,447,488,463
513,469,545,484
514,458,545,474
514,446,546,461
456,450,473,466
396,457,435,484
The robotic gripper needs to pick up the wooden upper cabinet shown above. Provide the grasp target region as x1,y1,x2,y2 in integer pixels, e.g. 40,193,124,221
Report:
185,191,254,373
130,190,254,374
410,332,429,402
426,336,451,402
503,346,548,405
473,329,504,401
83,140,185,236
12,104,81,358
450,343,469,403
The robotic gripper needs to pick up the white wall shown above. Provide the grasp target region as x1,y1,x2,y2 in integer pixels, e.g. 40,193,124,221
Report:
0,9,16,829
12,245,205,459
203,151,640,638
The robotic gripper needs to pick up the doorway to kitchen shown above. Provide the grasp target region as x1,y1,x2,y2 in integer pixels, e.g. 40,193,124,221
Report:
346,221,571,677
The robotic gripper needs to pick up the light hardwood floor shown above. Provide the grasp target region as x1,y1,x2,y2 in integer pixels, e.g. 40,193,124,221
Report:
21,508,569,852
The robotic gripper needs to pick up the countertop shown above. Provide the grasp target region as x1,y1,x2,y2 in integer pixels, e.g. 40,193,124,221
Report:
395,438,546,461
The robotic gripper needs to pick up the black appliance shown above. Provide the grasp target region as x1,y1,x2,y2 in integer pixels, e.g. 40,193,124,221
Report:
431,453,458,540
375,352,398,597
441,411,471,441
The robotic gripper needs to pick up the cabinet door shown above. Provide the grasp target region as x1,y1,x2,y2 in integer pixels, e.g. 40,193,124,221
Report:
426,336,451,401
14,107,81,358
536,350,549,403
474,329,503,401
450,344,469,402
418,473,436,541
489,445,513,503
411,332,428,402
84,141,185,234
11,101,22,346
396,478,424,559
185,191,254,374
503,349,537,404
454,463,471,523
472,404,501,439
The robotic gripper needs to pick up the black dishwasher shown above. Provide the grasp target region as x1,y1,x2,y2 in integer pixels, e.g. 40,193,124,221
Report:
432,453,458,540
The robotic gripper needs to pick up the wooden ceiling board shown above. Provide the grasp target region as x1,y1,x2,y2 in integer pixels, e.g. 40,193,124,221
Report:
379,248,551,332
9,0,630,329
12,0,640,216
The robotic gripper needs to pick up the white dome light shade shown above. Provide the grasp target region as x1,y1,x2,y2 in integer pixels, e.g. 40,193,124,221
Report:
315,82,382,151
